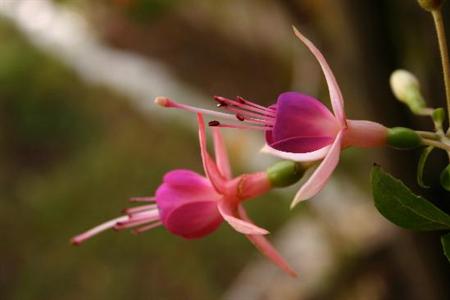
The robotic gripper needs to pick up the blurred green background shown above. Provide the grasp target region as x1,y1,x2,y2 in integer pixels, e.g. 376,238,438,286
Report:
0,0,449,299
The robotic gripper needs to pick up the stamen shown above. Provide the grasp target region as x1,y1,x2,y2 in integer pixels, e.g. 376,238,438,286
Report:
216,100,228,108
236,96,246,104
71,215,129,245
211,122,273,131
209,120,220,126
214,96,276,117
233,115,275,126
225,105,275,120
115,209,160,230
129,197,156,203
236,96,273,111
132,221,163,234
124,204,158,215
242,118,274,126
128,209,160,221
155,96,237,121
114,218,153,230
236,114,245,121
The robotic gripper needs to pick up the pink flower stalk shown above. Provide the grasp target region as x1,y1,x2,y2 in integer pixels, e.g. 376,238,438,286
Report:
72,113,296,276
155,27,387,207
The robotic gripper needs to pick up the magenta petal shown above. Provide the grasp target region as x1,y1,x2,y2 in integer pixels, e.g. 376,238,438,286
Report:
156,169,222,224
218,199,269,235
292,27,346,126
267,92,339,153
164,201,223,239
291,130,344,207
163,169,213,193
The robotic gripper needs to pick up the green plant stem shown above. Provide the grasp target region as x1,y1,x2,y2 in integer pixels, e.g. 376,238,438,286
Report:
432,9,450,124
417,130,440,139
422,138,450,151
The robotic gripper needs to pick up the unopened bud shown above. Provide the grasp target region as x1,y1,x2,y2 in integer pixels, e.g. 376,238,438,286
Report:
387,127,422,149
267,161,305,188
418,0,444,11
440,164,450,191
390,70,426,113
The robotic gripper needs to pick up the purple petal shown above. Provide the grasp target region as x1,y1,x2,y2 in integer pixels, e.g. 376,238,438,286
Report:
267,92,339,153
163,201,223,239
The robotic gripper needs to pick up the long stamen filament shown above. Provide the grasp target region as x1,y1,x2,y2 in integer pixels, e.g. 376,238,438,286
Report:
236,96,275,111
237,116,275,126
155,97,238,121
214,96,276,117
124,204,158,215
225,105,276,121
71,215,129,245
209,122,272,131
155,96,277,131
132,221,163,234
129,197,156,203
115,218,155,230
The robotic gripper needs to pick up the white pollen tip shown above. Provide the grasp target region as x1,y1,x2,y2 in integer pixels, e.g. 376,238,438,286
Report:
154,96,171,107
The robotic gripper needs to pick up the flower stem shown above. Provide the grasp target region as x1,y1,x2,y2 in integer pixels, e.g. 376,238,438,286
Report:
432,9,450,123
417,130,440,140
422,138,450,151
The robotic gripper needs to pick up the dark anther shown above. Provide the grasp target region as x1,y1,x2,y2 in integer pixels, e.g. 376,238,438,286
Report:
235,114,245,121
208,120,220,126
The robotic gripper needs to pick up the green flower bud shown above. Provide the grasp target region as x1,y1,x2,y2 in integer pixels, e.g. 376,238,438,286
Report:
390,70,426,113
267,160,305,188
418,0,444,11
387,127,422,149
440,164,450,191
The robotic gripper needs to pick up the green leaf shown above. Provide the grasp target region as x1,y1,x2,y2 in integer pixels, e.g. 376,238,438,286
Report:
417,146,434,188
371,165,450,231
442,233,450,263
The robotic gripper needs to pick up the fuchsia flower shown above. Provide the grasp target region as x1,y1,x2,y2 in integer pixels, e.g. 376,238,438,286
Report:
155,27,387,207
72,114,297,276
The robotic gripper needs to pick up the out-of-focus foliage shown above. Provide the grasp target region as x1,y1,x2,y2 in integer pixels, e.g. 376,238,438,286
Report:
0,17,290,300
57,0,179,22
120,0,179,22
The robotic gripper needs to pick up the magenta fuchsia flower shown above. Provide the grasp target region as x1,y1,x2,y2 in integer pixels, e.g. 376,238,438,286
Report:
72,113,297,276
155,27,388,208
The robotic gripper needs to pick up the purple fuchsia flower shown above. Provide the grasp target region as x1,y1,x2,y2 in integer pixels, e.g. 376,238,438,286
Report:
155,27,388,208
72,113,297,276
